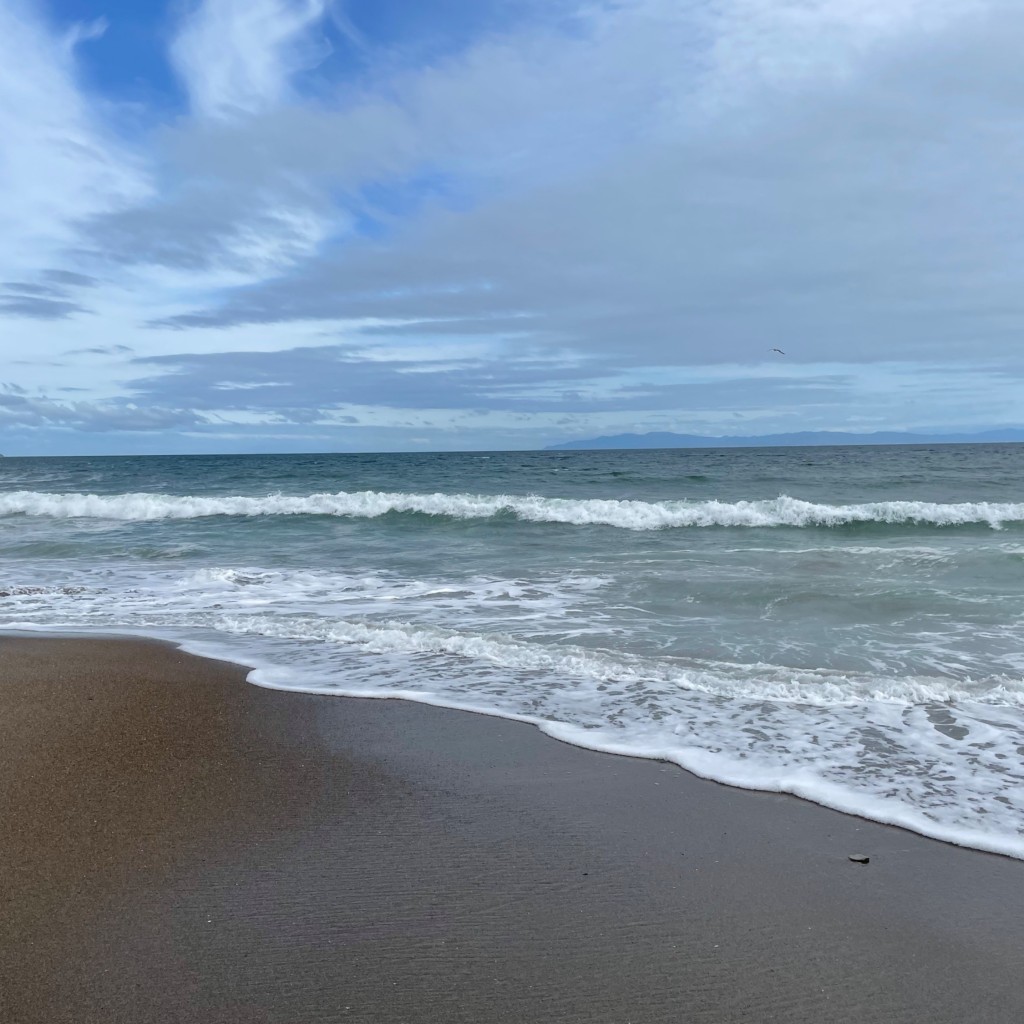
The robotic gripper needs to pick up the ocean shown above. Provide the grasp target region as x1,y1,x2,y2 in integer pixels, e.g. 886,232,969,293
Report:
2,444,1023,858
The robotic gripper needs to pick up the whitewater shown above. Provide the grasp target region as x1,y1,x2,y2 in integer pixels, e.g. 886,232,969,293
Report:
2,445,1023,858
4,489,1024,529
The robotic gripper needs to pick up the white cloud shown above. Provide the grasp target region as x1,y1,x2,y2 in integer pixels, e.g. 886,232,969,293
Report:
701,0,980,103
0,2,148,278
171,0,331,119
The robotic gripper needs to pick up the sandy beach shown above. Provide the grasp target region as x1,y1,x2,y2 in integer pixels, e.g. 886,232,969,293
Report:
1,634,1022,1023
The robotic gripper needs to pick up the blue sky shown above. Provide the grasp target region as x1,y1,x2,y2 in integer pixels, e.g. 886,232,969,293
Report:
3,0,1024,455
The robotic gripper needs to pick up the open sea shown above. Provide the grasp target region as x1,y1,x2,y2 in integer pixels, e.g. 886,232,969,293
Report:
2,445,1023,858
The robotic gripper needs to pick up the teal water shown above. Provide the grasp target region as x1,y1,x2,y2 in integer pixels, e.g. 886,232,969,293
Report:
2,445,1023,856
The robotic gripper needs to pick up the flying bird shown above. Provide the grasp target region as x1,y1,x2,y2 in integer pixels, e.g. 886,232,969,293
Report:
770,347,785,355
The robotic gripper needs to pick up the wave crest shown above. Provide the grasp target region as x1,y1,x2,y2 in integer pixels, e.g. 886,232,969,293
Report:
2,489,1024,530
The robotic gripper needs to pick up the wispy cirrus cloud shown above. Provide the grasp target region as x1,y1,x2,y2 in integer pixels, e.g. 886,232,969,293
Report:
171,0,331,119
0,2,148,278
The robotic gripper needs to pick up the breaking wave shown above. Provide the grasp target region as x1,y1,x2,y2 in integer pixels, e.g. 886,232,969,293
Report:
3,489,1024,530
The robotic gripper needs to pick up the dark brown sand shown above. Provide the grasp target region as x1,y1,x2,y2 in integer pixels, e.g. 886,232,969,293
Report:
2,635,1023,1023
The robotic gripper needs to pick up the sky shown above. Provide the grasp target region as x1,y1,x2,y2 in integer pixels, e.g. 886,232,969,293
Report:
3,0,1024,455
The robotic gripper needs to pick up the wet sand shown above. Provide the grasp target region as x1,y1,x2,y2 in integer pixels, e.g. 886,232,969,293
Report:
2,634,1022,1023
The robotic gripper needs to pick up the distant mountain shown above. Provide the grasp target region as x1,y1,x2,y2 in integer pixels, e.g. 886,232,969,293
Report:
544,429,1024,451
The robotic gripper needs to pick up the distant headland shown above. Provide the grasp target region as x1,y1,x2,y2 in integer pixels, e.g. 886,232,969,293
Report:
544,429,1024,451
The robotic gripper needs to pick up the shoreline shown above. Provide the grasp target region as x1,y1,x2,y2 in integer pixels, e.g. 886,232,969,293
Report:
6,626,1020,861
2,634,1023,1023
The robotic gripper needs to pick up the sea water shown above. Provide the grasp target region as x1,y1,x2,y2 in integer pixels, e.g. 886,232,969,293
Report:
2,445,1023,857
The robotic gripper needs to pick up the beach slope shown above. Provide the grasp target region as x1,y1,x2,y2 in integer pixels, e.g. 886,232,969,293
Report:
1,635,1022,1023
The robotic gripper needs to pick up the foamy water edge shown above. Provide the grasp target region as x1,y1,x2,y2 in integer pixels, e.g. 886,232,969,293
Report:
4,622,1023,862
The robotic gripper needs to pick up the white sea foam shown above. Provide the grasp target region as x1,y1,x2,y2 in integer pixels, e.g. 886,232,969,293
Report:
3,489,1024,529
10,611,1024,858
212,613,1024,708
169,624,1024,861
2,561,1024,859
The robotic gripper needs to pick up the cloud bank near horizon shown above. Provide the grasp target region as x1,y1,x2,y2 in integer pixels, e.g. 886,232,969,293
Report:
3,0,1024,454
